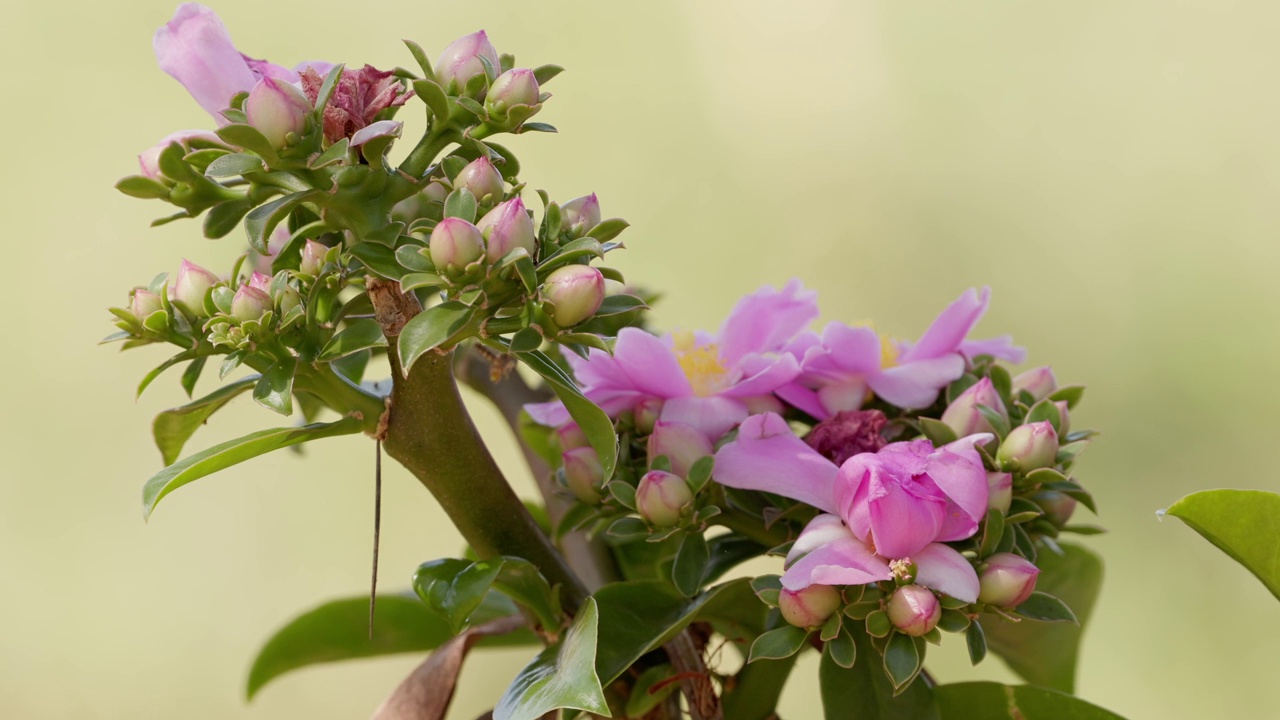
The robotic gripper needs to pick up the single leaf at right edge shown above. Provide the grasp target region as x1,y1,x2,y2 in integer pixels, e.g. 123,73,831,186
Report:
984,542,1102,693
1165,489,1280,602
934,682,1126,719
152,375,259,465
492,597,610,720
142,417,363,519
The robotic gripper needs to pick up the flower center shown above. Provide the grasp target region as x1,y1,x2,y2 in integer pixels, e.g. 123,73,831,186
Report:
880,334,899,369
672,331,734,397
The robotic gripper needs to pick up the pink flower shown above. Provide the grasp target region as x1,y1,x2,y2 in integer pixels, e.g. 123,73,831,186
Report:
526,280,818,439
778,287,1025,419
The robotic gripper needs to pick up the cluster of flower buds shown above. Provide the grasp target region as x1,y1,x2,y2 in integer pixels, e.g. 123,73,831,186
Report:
429,31,553,134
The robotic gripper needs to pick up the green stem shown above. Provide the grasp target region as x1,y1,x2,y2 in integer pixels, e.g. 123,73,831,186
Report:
399,126,461,179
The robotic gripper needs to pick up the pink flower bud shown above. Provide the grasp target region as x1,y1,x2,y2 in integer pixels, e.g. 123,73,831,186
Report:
887,585,942,637
245,77,312,148
555,423,589,451
635,470,694,527
1012,366,1057,402
454,157,505,203
560,193,602,236
987,472,1013,513
996,421,1059,472
247,272,272,292
1055,401,1071,436
634,398,663,435
1032,490,1077,528
423,181,449,203
435,30,500,91
429,218,486,276
139,130,225,179
231,285,272,322
486,68,540,113
173,260,219,315
563,447,605,504
647,421,714,478
131,289,163,320
300,240,328,276
941,377,1007,437
778,585,842,629
478,197,536,261
542,265,606,327
978,553,1040,608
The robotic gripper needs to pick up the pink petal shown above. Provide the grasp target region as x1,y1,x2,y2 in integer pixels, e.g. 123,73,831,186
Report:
153,4,260,121
914,543,980,602
781,523,891,590
614,328,692,398
960,335,1026,364
817,380,870,416
901,287,990,363
819,323,884,376
717,280,820,364
926,436,993,541
524,399,570,427
868,355,966,409
713,413,837,512
864,467,947,559
785,514,852,566
776,381,829,420
722,353,801,398
350,120,402,147
660,396,748,440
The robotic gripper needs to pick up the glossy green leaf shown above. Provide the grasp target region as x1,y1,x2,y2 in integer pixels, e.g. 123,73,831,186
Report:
517,349,618,480
412,78,450,122
586,218,629,242
919,417,958,446
985,543,1101,692
398,301,477,371
443,187,477,222
349,240,408,280
205,152,265,178
624,663,679,718
318,318,387,361
245,191,322,254
1165,489,1280,601
253,356,297,415
247,592,533,699
883,632,923,690
142,417,363,519
531,64,564,85
314,64,345,114
116,175,170,199
492,597,609,720
215,123,277,160
671,532,709,597
1013,592,1078,624
819,630,938,720
414,557,561,634
403,40,434,79
310,138,349,169
137,349,198,398
152,376,258,465
933,682,1126,719
747,625,809,663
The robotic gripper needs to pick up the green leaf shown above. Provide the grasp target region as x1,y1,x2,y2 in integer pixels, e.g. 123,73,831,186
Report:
142,417,363,519
152,376,258,465
443,187,478,222
492,597,610,720
538,237,604,272
246,592,533,699
205,152,266,178
624,663,680,718
310,137,349,169
883,632,923,690
671,532,709,597
933,682,1127,719
747,625,809,663
314,65,346,115
984,543,1102,692
826,630,857,669
137,349,199,398
517,349,618,480
412,78,450,122
180,356,206,397
722,654,798,720
586,218,629,242
203,199,253,239
1013,591,1078,624
245,191,322,254
395,243,434,272
415,557,562,634
532,64,564,85
398,301,477,371
1048,385,1085,409
318,319,387,361
348,241,408,280
967,620,988,665
1025,399,1063,433
215,123,277,159
253,356,297,416
1165,489,1280,601
116,175,170,200
819,630,938,720
403,40,435,79
979,508,1006,558
919,417,958,446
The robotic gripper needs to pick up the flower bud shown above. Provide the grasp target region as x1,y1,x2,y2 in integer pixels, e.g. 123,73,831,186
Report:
429,218,486,277
555,423,589,451
647,421,714,478
247,272,272,292
978,553,1040,608
435,30,501,91
230,285,272,322
478,197,536,261
542,265,606,327
563,447,605,504
245,77,312,149
277,284,302,315
300,240,328,276
487,68,540,113
887,585,942,637
635,470,694,527
1055,401,1071,436
996,421,1059,473
1032,490,1077,528
131,289,163,320
560,193,601,236
173,260,218,315
423,180,449,203
139,130,224,179
987,472,1013,514
1012,366,1057,402
634,398,663,435
941,377,1007,437
454,157,505,204
778,585,842,629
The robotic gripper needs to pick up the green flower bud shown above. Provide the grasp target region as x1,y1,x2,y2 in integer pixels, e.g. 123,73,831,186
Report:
997,421,1058,473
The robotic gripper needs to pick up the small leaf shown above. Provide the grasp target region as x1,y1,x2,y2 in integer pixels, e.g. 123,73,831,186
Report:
518,349,618,480
402,40,434,78
137,349,198,398
310,137,350,169
116,176,170,200
1025,399,1063,433
979,508,1006,558
882,633,923,690
687,456,715,494
319,319,387,361
398,301,477,371
443,187,478,222
180,356,206,397
492,597,610,720
585,218,629,242
411,78,450,123
215,124,277,159
1013,591,1078,624
205,152,266,178
203,199,253,239
253,356,297,416
671,532,709,598
826,630,857,669
747,625,810,663
245,191,322,254
532,64,564,85
918,417,957,446
624,664,680,719
349,241,409,280
142,418,363,519
153,375,258,465
314,64,346,115
966,620,988,665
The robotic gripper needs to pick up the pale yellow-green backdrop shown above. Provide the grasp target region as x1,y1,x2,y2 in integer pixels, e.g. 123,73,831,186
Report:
3,0,1278,717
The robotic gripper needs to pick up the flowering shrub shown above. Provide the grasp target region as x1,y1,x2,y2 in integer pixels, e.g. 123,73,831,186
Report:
108,5,1280,719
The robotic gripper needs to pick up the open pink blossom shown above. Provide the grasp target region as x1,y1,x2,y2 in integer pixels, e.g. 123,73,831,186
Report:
526,281,818,439
715,412,990,558
778,287,1025,419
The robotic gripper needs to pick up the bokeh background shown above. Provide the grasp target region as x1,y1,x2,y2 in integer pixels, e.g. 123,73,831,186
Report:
3,0,1279,717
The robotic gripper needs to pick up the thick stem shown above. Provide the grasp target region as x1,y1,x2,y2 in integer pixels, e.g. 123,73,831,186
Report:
367,278,587,610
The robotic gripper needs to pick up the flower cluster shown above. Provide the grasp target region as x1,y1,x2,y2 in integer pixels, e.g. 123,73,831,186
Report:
530,282,1095,681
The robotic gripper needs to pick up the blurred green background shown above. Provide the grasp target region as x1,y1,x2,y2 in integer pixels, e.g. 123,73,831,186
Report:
4,0,1279,717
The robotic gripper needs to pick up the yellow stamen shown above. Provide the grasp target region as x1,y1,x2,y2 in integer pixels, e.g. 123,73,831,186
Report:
672,330,733,397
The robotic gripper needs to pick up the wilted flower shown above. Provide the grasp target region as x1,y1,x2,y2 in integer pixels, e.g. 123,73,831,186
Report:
300,65,412,143
804,409,887,466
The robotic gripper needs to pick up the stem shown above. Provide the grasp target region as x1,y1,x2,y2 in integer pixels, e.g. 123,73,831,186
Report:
399,126,461,179
367,278,588,610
